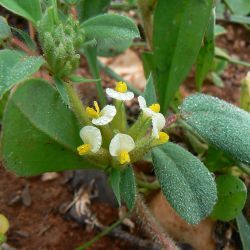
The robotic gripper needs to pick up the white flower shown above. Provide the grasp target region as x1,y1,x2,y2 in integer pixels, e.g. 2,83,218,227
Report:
86,101,116,126
109,133,135,164
77,126,102,155
152,113,166,138
106,81,134,101
138,96,160,117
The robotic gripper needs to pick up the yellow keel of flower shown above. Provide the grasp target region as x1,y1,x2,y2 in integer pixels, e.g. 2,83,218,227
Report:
149,103,160,113
77,144,91,155
118,150,130,164
86,101,100,118
158,132,169,144
115,81,127,93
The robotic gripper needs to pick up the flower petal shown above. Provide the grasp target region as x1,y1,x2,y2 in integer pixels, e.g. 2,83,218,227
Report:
109,133,135,156
80,126,102,153
106,88,134,101
143,107,154,117
152,113,166,138
92,105,116,126
138,96,147,109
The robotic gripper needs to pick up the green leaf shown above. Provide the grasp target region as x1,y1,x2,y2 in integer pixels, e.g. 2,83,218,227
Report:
205,146,234,172
141,51,154,79
143,74,157,106
0,16,11,43
109,168,121,206
225,0,250,15
54,77,70,106
152,0,213,113
236,213,250,250
180,94,250,165
120,166,136,211
210,72,224,88
152,142,217,224
214,25,227,36
211,175,247,221
1,78,90,176
195,10,215,91
0,0,42,24
77,0,111,22
0,90,10,121
81,14,140,57
11,27,37,51
0,49,44,96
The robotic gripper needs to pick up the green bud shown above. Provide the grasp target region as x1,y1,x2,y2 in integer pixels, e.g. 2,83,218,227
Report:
38,12,84,78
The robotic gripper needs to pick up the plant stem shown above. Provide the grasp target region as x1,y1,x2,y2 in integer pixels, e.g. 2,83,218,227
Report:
136,178,160,190
84,48,107,106
97,60,142,96
76,212,130,250
64,81,90,126
238,163,250,176
137,0,157,49
135,194,177,250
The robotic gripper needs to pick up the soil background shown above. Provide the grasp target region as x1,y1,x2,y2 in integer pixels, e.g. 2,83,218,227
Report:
0,6,249,250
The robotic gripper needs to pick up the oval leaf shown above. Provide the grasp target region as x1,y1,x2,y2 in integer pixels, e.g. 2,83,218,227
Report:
77,0,111,22
0,49,44,97
81,14,140,57
152,142,217,224
0,0,42,24
2,78,90,176
211,175,247,221
180,94,250,164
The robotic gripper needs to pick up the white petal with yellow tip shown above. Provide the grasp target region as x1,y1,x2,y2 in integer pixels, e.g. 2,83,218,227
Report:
92,105,116,126
80,126,102,153
152,113,166,138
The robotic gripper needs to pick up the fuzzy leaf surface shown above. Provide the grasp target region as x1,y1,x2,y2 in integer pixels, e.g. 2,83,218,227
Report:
0,50,44,97
82,14,140,57
152,142,217,224
2,79,91,176
180,94,250,164
120,166,136,210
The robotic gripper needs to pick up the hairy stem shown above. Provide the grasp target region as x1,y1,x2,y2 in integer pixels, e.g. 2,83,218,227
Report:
135,194,178,250
64,81,90,126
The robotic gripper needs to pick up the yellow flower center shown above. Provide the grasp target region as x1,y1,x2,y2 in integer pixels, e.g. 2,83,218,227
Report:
0,214,9,235
115,81,127,93
86,101,100,118
118,150,130,164
77,144,91,155
149,103,160,113
158,132,169,144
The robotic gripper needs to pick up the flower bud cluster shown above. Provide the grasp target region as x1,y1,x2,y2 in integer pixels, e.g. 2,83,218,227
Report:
38,13,84,78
